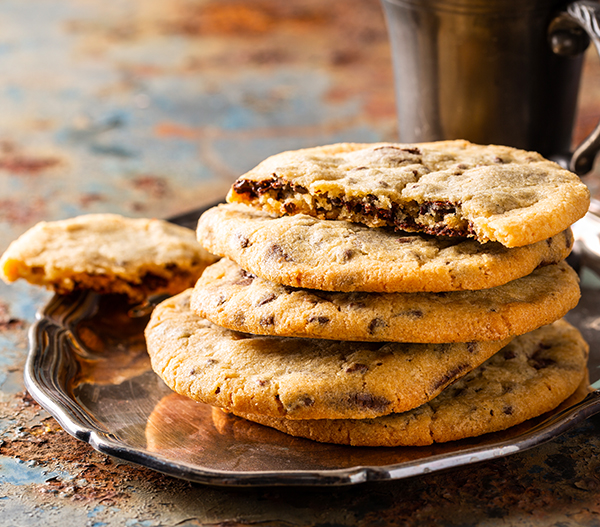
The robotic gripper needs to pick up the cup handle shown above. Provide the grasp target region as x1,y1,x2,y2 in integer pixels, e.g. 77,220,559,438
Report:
554,1,600,175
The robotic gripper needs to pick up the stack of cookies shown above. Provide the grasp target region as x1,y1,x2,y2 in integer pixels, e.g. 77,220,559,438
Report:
145,140,592,447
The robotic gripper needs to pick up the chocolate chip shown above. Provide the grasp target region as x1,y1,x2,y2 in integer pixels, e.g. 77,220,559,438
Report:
266,244,293,262
235,269,256,286
503,349,516,360
565,229,573,249
257,293,277,307
529,356,556,370
430,364,470,392
215,387,221,394
300,396,314,407
237,233,251,248
378,180,390,188
341,249,354,262
308,315,330,325
216,294,227,306
347,393,390,411
284,202,296,214
368,317,387,334
467,342,477,354
234,311,245,325
503,405,513,415
257,379,270,387
345,363,368,373
260,314,275,327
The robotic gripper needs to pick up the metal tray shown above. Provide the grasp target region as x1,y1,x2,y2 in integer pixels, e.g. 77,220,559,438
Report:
23,212,600,487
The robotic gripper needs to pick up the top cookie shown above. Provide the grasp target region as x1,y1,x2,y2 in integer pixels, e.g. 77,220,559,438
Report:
0,213,218,302
227,141,590,247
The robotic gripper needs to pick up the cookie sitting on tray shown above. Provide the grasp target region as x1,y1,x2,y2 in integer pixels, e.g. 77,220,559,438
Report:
229,320,589,447
0,213,217,302
145,289,512,421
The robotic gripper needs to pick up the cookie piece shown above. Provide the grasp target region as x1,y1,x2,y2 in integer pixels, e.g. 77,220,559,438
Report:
145,290,511,420
191,258,580,343
197,204,574,293
232,320,589,446
0,213,218,302
227,141,590,247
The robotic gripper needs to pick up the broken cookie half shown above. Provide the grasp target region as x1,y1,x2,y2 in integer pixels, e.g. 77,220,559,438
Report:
0,213,218,302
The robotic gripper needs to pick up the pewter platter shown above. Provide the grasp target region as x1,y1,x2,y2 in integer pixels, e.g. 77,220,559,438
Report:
23,211,600,487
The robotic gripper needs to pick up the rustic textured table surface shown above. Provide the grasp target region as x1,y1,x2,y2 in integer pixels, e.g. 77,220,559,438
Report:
2,1,600,525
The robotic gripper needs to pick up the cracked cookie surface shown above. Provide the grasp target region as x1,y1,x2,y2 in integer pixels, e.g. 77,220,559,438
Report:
232,320,589,446
226,140,589,248
145,290,511,420
191,258,580,343
0,213,218,302
197,203,574,293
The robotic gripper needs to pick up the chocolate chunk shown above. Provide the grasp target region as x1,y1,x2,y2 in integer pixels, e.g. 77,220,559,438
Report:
260,314,275,327
529,356,556,370
257,293,277,307
503,348,517,360
300,396,314,407
237,232,251,248
216,294,227,306
430,364,470,392
368,317,387,334
345,363,368,374
284,202,296,214
235,269,256,286
266,244,293,262
308,315,330,325
347,393,390,411
341,249,354,262
503,405,514,415
565,228,573,249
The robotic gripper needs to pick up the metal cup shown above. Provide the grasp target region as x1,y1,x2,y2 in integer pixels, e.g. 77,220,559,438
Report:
380,0,600,174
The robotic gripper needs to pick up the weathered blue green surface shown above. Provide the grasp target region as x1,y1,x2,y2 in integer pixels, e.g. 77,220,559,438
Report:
2,0,600,525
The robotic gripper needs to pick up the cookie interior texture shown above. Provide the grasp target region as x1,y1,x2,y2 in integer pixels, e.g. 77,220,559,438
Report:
197,203,574,293
227,141,590,248
191,258,580,343
145,289,512,420
230,320,589,447
0,213,217,302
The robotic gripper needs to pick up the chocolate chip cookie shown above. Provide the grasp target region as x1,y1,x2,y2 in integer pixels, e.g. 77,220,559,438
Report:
191,258,580,343
226,141,589,247
145,289,511,420
197,203,574,293
0,213,218,302
231,319,589,446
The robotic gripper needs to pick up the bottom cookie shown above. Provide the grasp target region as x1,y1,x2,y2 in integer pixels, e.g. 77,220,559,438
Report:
229,320,589,447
